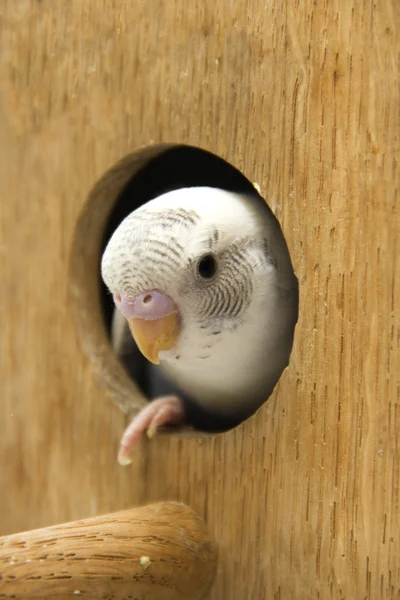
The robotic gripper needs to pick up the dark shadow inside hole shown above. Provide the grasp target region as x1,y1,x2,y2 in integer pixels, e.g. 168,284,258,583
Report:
99,145,298,433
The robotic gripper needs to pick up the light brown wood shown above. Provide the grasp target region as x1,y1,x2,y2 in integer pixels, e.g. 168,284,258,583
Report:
0,1,399,599
0,502,216,600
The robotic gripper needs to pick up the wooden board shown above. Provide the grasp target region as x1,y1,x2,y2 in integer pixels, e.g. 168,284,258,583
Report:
0,1,399,598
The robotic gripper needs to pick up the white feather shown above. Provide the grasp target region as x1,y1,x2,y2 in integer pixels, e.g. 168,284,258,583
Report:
103,187,298,419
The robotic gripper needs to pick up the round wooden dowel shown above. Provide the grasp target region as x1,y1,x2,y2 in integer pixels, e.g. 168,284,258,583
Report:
0,502,217,600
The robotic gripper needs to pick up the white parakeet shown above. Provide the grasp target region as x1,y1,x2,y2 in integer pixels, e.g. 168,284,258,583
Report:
101,187,298,464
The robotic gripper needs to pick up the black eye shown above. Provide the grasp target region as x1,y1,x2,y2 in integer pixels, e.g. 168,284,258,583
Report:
197,254,218,279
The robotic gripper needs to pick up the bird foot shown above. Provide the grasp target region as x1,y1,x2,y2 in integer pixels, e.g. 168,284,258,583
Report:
118,395,185,465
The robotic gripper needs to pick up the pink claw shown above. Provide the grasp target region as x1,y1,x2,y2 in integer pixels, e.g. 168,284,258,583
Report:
118,395,185,466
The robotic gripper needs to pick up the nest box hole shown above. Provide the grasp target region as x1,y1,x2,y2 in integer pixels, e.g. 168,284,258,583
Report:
72,144,298,437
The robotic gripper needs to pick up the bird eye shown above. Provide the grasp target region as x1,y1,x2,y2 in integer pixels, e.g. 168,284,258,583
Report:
197,254,218,279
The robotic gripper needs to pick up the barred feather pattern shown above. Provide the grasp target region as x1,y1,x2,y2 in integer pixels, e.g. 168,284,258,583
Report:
101,187,298,417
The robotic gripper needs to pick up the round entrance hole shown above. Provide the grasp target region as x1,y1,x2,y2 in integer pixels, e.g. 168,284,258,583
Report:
70,144,298,434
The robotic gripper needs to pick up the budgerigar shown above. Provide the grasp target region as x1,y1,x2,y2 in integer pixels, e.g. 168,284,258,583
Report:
101,187,298,464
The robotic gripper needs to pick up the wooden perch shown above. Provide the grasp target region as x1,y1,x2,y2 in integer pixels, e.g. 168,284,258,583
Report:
0,502,217,600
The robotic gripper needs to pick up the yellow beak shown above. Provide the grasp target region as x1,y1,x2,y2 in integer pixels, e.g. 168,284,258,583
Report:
127,313,180,364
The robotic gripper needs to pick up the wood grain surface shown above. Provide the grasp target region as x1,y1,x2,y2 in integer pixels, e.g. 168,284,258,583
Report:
0,502,217,600
0,1,399,599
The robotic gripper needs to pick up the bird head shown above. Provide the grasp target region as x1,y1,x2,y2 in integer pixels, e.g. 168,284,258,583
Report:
101,187,296,411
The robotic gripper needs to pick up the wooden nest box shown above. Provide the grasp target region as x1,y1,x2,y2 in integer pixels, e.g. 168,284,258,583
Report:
0,1,398,599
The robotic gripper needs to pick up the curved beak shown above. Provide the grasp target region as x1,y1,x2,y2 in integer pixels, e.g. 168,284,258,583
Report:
127,312,180,364
113,290,180,364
